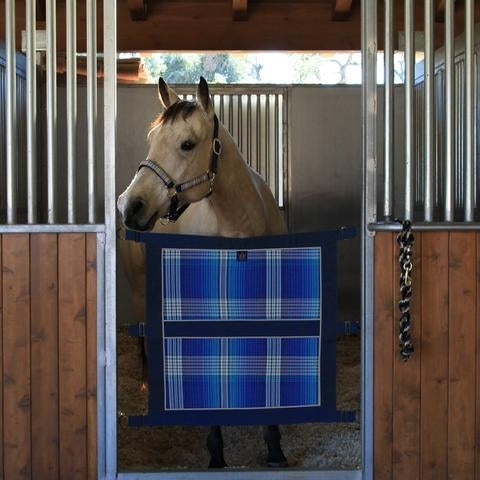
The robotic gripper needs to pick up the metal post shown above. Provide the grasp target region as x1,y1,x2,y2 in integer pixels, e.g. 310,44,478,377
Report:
26,0,37,224
445,0,455,221
383,0,394,220
103,0,117,477
424,0,434,221
238,95,243,153
67,0,77,224
404,0,415,220
6,0,17,224
256,95,261,173
274,94,279,202
46,0,57,224
247,94,252,166
87,0,98,224
265,94,270,185
465,0,474,221
361,0,376,478
219,94,225,123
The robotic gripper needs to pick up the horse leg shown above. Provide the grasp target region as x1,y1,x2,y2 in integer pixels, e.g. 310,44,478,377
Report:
207,426,227,468
263,425,288,467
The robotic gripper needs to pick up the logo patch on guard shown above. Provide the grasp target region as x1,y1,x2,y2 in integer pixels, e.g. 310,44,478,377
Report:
236,250,248,261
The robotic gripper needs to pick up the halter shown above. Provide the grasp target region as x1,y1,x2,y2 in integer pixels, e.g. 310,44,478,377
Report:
137,114,221,223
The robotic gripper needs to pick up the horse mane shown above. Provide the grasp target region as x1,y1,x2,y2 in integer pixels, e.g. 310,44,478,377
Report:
149,100,198,134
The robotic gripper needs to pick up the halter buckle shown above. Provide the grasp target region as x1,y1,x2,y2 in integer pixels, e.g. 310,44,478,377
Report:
167,186,177,198
212,138,222,156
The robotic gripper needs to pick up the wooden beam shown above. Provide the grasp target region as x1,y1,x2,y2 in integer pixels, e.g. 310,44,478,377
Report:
233,0,248,21
128,0,147,21
436,0,446,22
332,0,353,21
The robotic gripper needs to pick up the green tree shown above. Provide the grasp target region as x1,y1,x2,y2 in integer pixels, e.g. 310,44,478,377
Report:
143,53,242,84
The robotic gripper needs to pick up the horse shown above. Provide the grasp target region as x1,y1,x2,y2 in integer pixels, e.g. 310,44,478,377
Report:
117,77,288,469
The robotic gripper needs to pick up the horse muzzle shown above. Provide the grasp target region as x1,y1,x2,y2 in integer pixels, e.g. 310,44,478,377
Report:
118,196,159,231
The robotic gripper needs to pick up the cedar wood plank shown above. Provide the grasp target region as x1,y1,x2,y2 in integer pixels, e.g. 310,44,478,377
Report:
448,232,476,479
31,234,59,480
392,231,421,479
476,233,480,480
374,232,394,479
59,234,88,479
2,234,32,479
0,235,3,477
86,234,97,480
420,232,448,479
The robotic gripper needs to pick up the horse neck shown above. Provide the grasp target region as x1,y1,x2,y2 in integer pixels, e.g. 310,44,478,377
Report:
207,126,265,236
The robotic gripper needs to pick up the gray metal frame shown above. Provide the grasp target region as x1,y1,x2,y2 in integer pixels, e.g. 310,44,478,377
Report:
103,0,118,477
361,1,375,480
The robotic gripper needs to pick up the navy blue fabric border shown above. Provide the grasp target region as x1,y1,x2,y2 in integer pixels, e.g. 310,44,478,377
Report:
125,228,356,426
163,320,320,338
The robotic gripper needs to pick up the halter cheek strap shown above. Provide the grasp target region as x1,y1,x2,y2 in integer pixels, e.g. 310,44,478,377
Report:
137,114,221,222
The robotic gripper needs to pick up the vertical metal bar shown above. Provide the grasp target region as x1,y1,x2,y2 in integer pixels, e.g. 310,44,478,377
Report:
5,0,17,224
228,94,233,133
87,0,97,224
26,0,37,224
383,0,394,220
361,0,376,478
247,94,252,166
238,95,243,153
265,94,270,186
465,0,474,221
103,0,117,477
46,0,57,224
424,0,434,221
283,89,289,216
404,0,415,220
256,95,261,173
219,94,225,123
67,0,77,224
274,94,279,202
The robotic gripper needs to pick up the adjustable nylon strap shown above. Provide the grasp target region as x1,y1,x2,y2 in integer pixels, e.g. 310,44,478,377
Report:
138,159,174,189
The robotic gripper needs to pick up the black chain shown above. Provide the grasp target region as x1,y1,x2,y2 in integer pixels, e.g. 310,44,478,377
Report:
396,219,414,361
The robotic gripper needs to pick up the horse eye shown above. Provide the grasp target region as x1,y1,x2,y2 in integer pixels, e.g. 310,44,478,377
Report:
180,140,195,151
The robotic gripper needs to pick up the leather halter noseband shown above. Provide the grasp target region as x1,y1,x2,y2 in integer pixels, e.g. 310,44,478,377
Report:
137,114,221,223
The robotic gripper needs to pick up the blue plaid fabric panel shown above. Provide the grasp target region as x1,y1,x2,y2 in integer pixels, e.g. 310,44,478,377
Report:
162,248,322,321
164,337,320,410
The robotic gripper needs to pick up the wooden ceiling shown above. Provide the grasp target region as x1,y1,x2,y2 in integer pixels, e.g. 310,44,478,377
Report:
0,1,479,53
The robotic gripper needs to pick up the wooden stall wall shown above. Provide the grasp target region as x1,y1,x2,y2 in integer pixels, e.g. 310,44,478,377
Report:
1,233,97,480
374,231,480,480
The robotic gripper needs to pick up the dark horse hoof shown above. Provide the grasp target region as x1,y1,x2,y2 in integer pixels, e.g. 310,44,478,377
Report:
208,459,228,469
268,460,289,468
265,443,289,467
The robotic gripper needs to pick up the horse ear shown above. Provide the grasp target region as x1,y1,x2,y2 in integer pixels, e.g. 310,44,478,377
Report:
196,76,213,114
158,77,180,109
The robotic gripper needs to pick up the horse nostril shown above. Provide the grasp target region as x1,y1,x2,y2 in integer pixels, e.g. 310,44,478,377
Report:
125,198,146,224
131,198,145,216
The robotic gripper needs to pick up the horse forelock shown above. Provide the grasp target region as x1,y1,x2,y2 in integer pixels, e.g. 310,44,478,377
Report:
149,100,198,137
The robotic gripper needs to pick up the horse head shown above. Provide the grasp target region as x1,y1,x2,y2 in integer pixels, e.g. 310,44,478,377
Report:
117,77,219,230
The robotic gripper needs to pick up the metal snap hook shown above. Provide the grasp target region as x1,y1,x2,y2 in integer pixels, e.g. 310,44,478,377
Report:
212,138,222,156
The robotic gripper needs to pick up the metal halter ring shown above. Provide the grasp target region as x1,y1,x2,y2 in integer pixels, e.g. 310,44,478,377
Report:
167,186,177,198
212,138,222,156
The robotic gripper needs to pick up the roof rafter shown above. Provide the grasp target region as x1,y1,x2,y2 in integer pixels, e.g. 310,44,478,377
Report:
332,0,353,21
232,0,248,21
128,0,147,21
